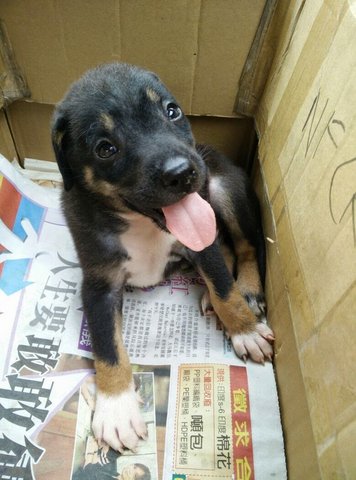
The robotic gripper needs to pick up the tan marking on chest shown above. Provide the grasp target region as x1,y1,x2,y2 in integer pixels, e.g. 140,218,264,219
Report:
120,213,176,287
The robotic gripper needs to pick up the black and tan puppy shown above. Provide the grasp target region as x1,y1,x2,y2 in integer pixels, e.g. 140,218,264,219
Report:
52,63,274,452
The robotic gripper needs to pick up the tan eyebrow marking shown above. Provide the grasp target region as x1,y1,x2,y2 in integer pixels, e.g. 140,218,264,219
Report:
146,87,160,102
100,112,115,132
53,130,64,146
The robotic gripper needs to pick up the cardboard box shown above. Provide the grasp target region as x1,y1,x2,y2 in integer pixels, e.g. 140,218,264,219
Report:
255,1,356,477
0,0,355,478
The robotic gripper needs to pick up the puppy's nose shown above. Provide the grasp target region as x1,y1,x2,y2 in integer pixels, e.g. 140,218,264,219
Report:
161,157,197,193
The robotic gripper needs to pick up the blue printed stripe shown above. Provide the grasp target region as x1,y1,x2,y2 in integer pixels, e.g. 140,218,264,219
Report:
13,196,44,239
0,197,45,295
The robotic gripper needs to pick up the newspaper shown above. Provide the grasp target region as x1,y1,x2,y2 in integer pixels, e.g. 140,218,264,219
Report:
0,154,286,480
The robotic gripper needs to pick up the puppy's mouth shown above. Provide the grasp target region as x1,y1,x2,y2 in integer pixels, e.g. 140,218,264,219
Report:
162,192,216,251
157,155,216,250
125,191,216,252
123,154,216,251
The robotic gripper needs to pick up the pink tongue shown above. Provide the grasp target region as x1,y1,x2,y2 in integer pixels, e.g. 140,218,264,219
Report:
162,192,216,251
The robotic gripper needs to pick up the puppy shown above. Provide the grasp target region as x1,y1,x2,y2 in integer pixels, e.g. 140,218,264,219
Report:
51,63,274,452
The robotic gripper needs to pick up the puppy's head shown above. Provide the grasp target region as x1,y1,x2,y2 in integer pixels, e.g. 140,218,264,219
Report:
52,63,207,211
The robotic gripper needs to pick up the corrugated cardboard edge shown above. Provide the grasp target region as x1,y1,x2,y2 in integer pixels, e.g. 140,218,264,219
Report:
254,165,320,479
235,0,287,117
0,20,30,108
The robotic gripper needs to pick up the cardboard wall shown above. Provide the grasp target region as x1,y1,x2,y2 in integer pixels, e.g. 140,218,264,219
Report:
256,0,356,478
1,0,266,166
0,0,265,116
5,100,256,169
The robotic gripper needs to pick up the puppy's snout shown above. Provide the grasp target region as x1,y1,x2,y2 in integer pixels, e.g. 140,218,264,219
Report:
161,157,197,193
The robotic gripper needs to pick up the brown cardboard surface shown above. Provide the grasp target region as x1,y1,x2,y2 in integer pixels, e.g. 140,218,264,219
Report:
6,100,256,167
0,0,266,116
6,102,53,163
190,0,266,116
189,116,256,167
256,0,356,477
0,110,17,161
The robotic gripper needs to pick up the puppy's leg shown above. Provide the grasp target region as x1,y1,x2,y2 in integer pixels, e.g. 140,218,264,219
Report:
235,238,267,321
200,243,234,316
193,242,273,363
82,278,147,451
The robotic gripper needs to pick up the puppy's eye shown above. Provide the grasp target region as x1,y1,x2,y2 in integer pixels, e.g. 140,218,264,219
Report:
95,141,118,159
166,102,182,121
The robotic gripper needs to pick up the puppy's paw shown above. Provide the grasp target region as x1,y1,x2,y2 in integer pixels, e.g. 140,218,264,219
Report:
200,290,215,316
244,293,267,322
92,383,147,452
231,322,274,364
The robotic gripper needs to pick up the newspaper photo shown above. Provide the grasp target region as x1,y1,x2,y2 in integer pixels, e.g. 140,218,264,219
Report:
0,154,286,479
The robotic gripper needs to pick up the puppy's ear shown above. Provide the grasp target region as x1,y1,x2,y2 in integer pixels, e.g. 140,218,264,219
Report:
51,110,74,191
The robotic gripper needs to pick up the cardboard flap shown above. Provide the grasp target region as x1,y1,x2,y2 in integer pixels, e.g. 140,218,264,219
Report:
235,0,285,116
0,20,29,108
0,110,17,160
0,0,266,116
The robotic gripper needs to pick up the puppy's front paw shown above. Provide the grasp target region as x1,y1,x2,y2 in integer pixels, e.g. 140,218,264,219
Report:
231,322,274,364
200,290,215,316
244,293,267,322
92,383,147,452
